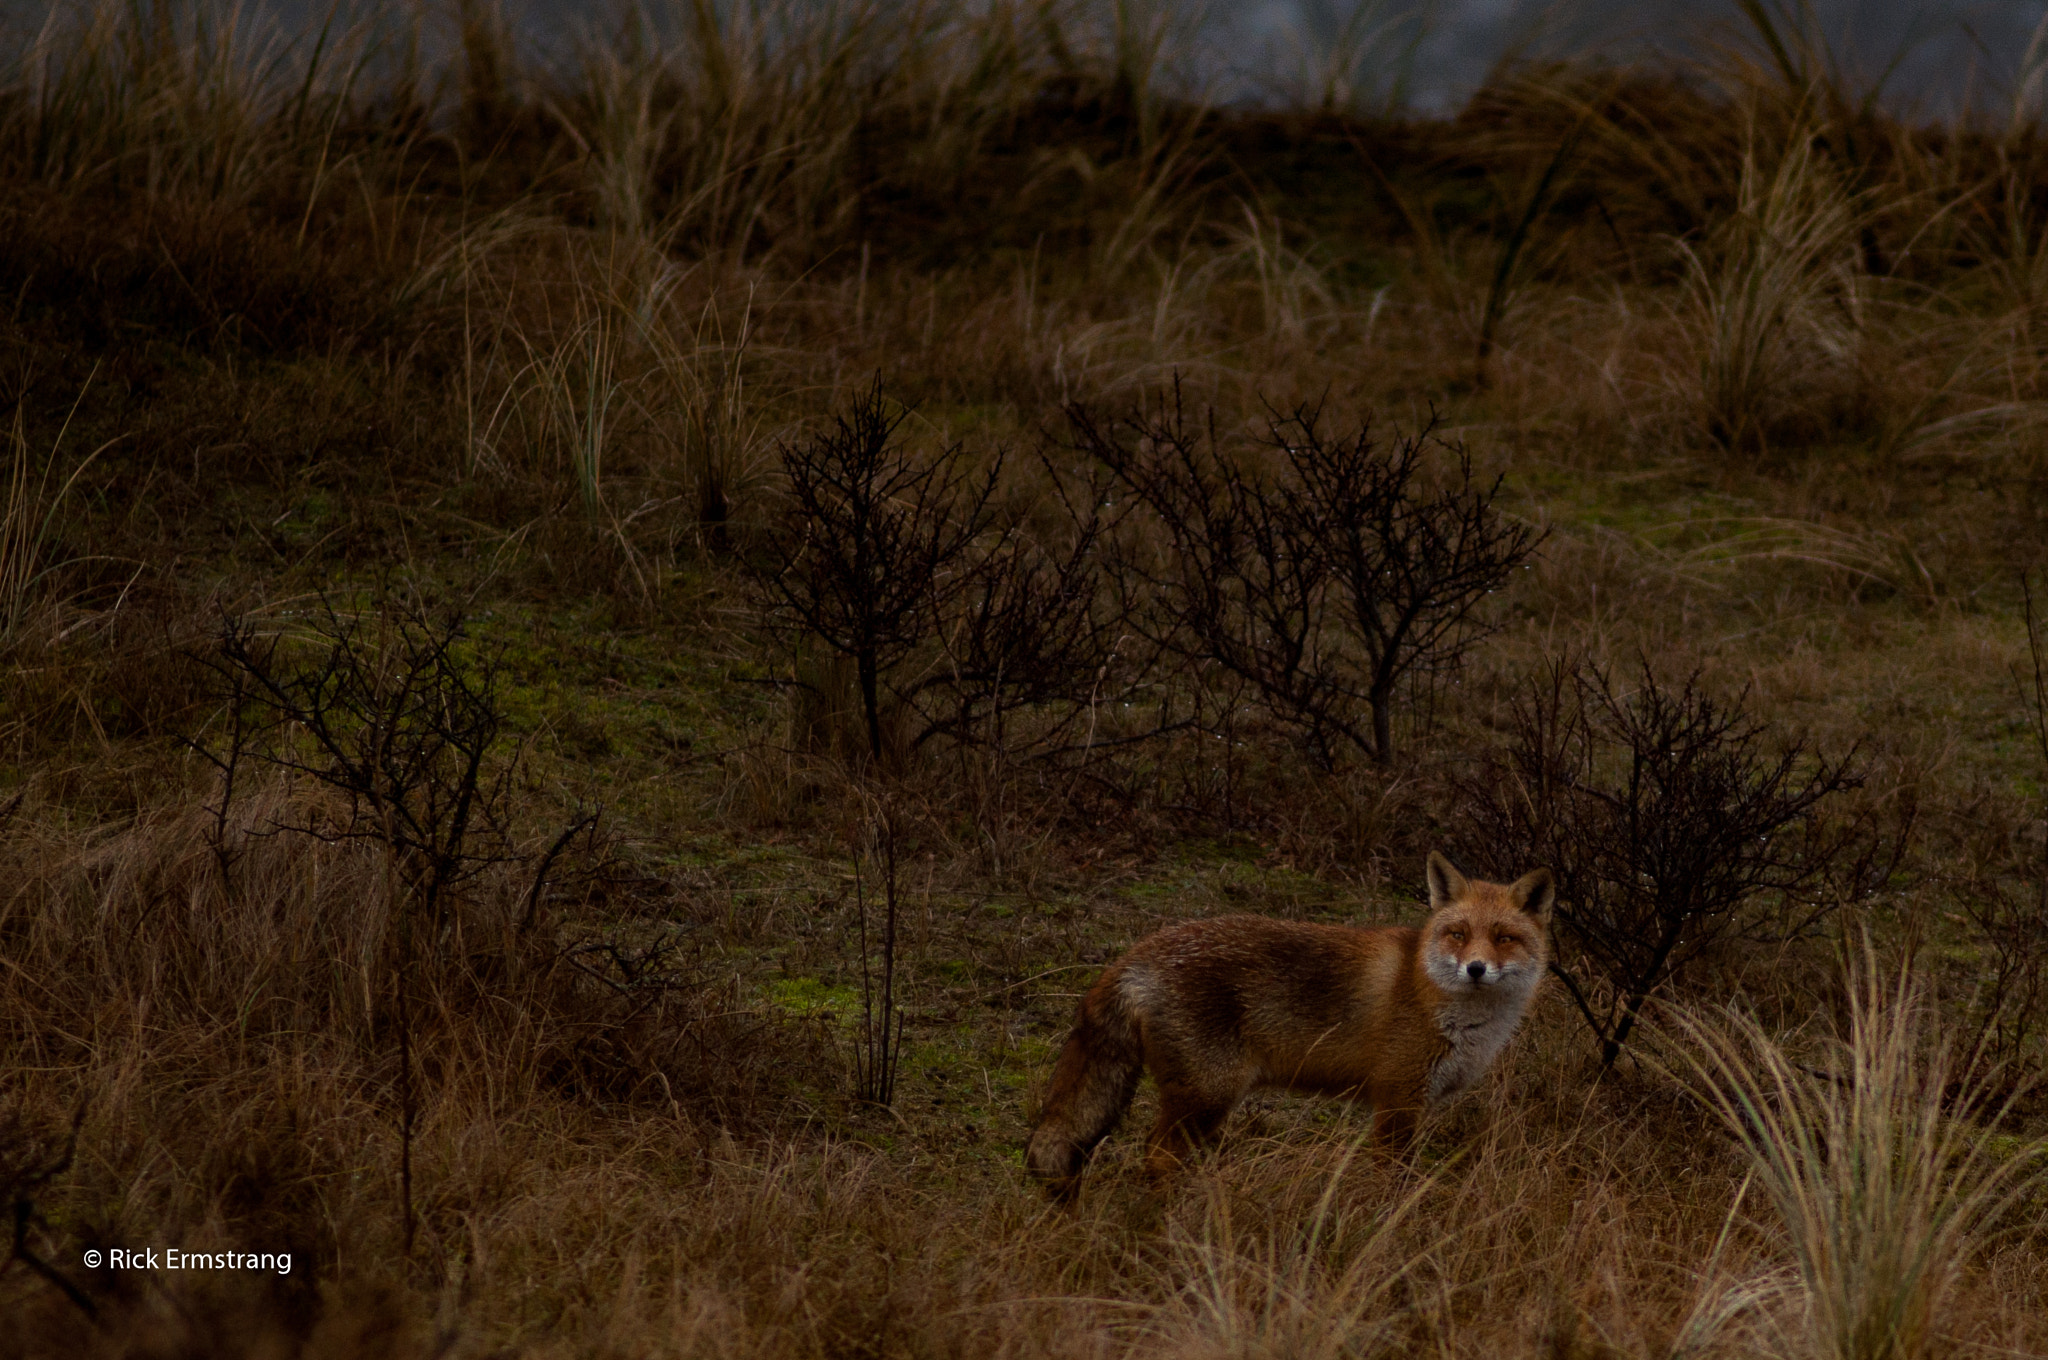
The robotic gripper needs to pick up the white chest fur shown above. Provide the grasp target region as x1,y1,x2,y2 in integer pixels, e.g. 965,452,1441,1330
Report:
1427,990,1533,1102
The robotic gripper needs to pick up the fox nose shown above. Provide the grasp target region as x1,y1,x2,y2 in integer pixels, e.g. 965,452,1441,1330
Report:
1466,961,1487,983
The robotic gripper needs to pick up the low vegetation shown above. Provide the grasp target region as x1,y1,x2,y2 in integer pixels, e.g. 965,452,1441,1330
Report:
1,0,2046,1356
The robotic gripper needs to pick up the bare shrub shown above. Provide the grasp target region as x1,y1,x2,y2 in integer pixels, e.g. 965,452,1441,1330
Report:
1069,381,1541,768
1944,579,2048,1086
193,604,764,1104
1944,785,2048,1088
765,382,1000,769
1458,657,1889,1066
194,597,742,1249
206,598,513,932
911,469,1129,761
763,381,1128,773
850,802,906,1107
0,782,814,1331
0,1099,91,1323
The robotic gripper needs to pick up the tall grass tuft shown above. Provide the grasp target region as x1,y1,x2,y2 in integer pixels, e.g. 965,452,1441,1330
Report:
1,0,373,202
553,0,928,259
1136,1133,1440,1360
1675,132,1865,452
1668,949,2047,1360
0,381,113,644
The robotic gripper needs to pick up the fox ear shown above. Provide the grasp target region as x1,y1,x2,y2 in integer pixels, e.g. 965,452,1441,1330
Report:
1510,868,1555,925
1426,851,1466,910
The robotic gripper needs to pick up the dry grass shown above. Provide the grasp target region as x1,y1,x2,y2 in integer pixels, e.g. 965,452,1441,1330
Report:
2,0,2048,1355
1668,947,2048,1360
9,802,2037,1360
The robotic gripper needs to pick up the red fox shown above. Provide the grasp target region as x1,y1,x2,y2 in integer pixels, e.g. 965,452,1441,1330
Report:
1025,852,1553,1200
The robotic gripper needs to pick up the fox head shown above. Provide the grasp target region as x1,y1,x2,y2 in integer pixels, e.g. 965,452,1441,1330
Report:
1421,851,1554,997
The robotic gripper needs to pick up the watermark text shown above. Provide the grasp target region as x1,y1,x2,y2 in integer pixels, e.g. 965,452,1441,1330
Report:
83,1248,291,1275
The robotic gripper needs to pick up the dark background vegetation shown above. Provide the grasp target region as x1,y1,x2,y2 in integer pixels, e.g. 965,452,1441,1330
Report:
2,0,2048,1355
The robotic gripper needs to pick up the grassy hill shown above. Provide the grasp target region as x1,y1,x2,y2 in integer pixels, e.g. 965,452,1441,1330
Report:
2,2,2046,1355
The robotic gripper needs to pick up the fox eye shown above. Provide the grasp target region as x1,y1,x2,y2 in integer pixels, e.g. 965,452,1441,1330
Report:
1446,929,1466,944
1495,933,1517,948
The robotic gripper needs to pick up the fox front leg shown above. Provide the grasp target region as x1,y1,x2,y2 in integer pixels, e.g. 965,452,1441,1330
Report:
1144,1084,1235,1179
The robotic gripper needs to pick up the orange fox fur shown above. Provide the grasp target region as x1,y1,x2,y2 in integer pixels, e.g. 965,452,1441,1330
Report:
1025,852,1554,1200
